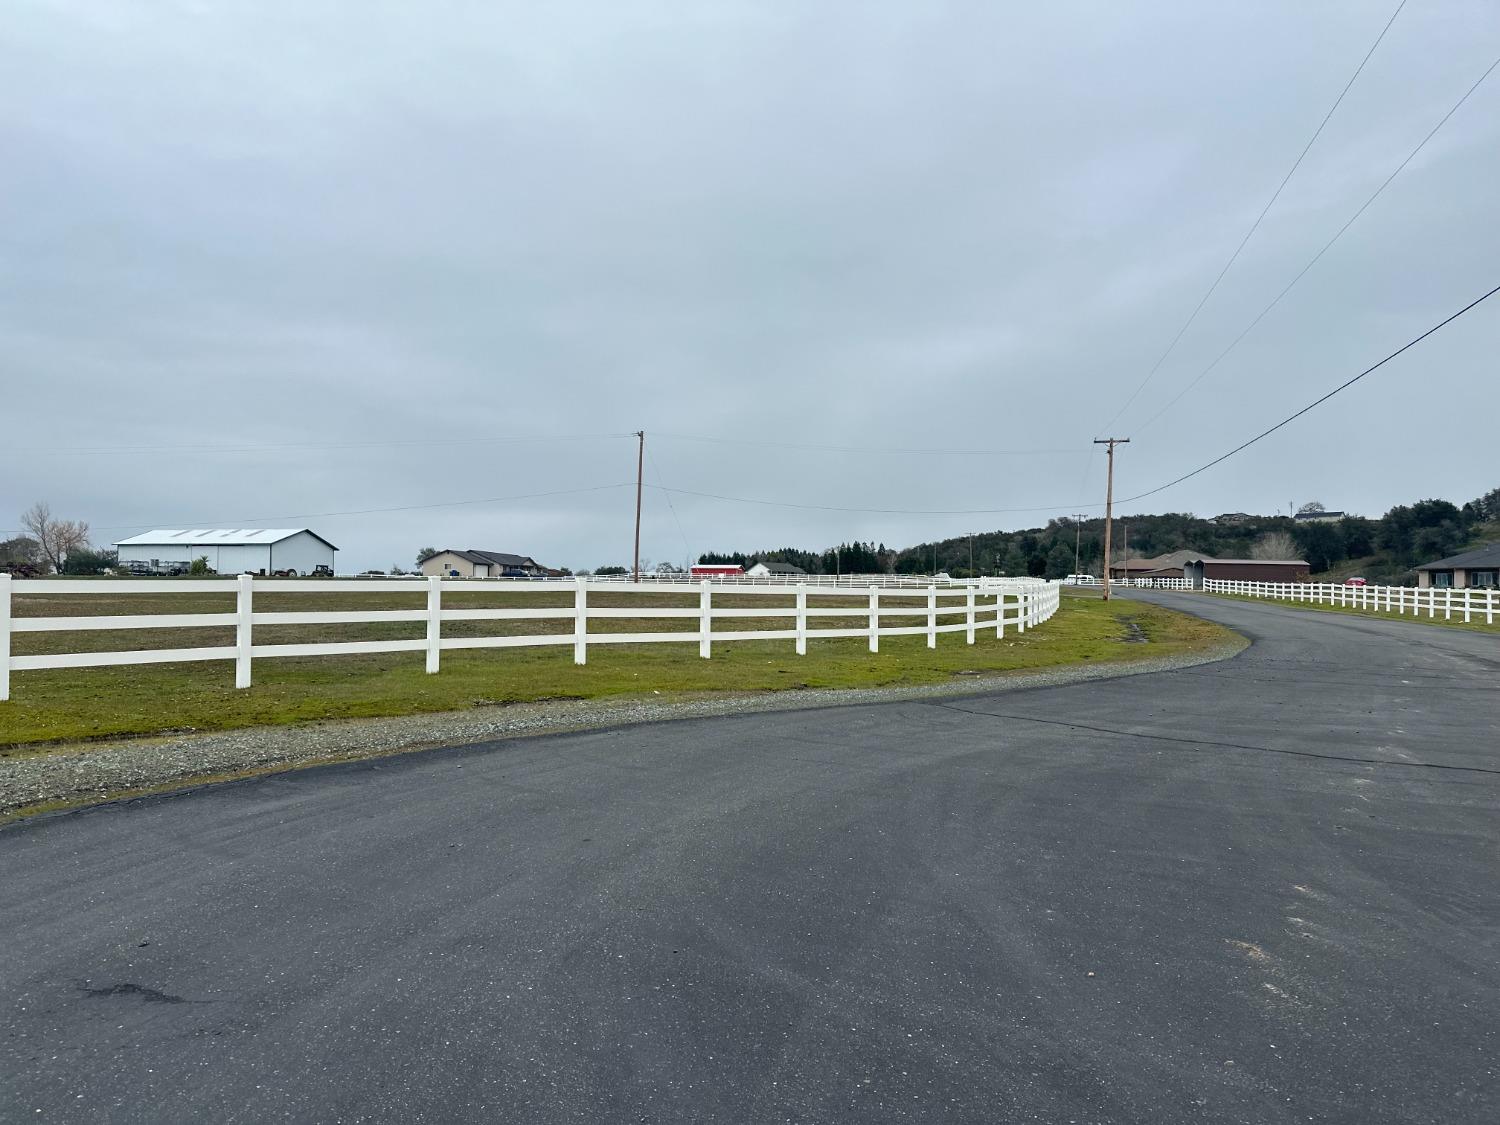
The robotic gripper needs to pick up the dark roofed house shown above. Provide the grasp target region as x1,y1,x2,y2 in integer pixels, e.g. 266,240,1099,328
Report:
419,549,548,578
1414,543,1500,589
745,559,808,578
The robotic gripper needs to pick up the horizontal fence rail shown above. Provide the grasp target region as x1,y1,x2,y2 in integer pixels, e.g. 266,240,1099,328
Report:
1201,577,1498,625
407,572,1012,589
1123,577,1190,590
0,574,1062,701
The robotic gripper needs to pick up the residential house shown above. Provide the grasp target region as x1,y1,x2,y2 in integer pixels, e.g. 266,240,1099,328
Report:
420,549,547,578
1414,543,1500,589
1293,510,1345,524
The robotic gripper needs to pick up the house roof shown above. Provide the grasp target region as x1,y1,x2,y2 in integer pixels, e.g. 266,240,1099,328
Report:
443,549,540,568
114,528,338,550
751,559,807,574
1414,542,1500,571
1202,558,1309,566
1118,549,1215,571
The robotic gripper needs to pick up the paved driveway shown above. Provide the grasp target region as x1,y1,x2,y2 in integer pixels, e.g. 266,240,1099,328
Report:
3,593,1497,1123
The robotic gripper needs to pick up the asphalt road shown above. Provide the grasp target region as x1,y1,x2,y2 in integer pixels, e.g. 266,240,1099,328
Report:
3,594,1497,1124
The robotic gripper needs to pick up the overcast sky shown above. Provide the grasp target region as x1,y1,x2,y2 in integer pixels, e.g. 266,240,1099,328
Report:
3,1,1497,571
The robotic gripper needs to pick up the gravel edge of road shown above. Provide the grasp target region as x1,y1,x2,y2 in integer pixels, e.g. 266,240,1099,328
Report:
0,634,1247,820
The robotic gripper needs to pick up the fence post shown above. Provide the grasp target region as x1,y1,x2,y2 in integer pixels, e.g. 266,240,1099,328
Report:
0,572,10,702
966,586,976,644
426,574,442,673
996,590,1006,639
1463,588,1472,624
574,576,588,665
1444,588,1452,620
868,587,879,653
233,573,254,689
927,586,937,649
1018,587,1027,633
699,580,712,659
795,588,807,656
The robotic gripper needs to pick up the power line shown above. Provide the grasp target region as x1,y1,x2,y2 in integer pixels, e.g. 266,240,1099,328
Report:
1100,0,1408,435
645,483,1092,518
1120,280,1500,505
91,483,635,532
653,432,1075,457
1132,50,1500,435
18,432,637,457
647,444,693,565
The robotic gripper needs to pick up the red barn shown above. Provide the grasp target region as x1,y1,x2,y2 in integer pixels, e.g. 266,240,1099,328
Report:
690,564,744,578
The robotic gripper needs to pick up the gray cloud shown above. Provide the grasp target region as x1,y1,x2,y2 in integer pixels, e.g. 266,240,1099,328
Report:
3,1,1498,570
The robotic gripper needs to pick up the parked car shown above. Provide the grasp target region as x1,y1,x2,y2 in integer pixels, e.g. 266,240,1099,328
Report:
1344,576,1368,586
1064,574,1100,586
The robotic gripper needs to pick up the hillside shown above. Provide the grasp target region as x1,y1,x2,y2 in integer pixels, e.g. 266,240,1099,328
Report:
703,487,1499,585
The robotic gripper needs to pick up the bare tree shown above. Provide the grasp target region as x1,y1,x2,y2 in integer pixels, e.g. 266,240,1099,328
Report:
1296,500,1326,515
20,502,90,573
1252,531,1298,560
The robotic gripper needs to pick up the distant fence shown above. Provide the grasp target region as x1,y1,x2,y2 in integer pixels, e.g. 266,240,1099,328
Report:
1203,577,1497,625
1124,577,1190,590
0,575,1061,701
590,572,987,589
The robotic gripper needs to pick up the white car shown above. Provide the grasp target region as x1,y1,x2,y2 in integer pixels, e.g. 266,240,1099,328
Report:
1064,574,1100,585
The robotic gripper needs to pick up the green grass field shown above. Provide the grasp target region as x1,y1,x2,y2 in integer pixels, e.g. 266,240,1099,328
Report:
0,587,1235,751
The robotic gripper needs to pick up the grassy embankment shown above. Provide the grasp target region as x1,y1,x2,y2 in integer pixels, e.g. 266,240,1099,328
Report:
0,584,1235,752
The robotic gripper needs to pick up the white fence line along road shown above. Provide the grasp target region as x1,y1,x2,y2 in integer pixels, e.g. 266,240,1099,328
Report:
1201,577,1498,625
0,574,1062,701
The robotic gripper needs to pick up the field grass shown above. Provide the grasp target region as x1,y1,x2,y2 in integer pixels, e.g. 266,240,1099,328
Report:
1202,589,1500,633
0,588,1234,751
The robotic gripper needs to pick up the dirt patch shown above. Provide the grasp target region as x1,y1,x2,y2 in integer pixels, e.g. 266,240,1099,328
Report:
1117,617,1149,644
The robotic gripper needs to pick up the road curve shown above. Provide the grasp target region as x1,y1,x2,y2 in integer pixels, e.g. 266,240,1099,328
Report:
2,593,1497,1124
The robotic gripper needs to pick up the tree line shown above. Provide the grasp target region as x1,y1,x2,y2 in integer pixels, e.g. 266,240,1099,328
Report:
695,486,1498,584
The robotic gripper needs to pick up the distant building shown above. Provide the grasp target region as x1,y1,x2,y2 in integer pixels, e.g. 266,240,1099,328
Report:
1294,510,1345,523
420,550,547,578
1210,513,1254,526
114,529,337,575
1414,543,1500,589
1184,557,1310,587
690,563,744,578
746,559,808,578
1109,549,1209,581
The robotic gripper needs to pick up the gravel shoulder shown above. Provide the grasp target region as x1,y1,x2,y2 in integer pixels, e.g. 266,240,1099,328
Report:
0,630,1245,820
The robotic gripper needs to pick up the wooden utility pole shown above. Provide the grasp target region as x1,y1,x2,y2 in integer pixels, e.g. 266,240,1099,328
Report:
633,435,645,585
1072,513,1087,575
1094,438,1129,600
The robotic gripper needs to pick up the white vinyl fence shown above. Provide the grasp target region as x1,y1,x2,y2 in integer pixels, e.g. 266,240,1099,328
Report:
1203,577,1498,625
0,574,1061,701
1125,577,1190,590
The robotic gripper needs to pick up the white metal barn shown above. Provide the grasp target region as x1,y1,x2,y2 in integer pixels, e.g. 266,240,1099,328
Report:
113,529,338,575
